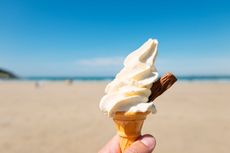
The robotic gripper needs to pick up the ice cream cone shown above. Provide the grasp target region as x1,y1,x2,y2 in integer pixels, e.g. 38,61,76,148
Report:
99,38,177,152
113,111,150,153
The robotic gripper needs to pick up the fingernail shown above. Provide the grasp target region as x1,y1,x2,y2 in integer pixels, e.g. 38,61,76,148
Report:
140,135,155,150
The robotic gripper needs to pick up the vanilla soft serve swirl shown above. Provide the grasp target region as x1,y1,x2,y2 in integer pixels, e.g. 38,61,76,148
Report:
100,39,159,117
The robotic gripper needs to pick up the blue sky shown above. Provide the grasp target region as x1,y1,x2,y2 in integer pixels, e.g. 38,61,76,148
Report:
0,0,230,76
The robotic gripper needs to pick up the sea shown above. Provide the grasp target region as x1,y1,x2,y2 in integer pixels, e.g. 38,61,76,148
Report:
12,75,230,81
1,75,230,82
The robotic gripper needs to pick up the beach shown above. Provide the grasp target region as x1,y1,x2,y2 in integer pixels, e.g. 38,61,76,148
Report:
0,81,229,153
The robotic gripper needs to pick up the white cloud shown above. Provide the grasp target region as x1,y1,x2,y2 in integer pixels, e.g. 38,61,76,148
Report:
4,55,229,77
74,56,230,76
74,57,125,76
156,57,230,75
75,57,124,67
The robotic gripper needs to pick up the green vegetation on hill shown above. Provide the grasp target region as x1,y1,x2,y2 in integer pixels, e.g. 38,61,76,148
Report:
0,68,18,79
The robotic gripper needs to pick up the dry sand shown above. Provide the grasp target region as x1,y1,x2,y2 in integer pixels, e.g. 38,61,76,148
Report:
0,81,229,153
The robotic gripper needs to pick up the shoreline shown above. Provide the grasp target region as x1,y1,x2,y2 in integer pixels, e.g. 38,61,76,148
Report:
1,79,230,84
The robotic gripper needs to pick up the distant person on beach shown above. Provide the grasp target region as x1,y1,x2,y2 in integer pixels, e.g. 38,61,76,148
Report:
65,79,74,85
99,134,156,153
35,81,43,88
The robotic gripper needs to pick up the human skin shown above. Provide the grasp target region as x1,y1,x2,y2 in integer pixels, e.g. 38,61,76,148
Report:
99,134,156,153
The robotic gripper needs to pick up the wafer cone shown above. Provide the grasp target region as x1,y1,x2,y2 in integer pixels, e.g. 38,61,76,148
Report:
111,73,177,152
113,111,150,153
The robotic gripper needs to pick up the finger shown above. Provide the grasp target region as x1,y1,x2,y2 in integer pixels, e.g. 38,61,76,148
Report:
98,135,121,153
125,134,156,153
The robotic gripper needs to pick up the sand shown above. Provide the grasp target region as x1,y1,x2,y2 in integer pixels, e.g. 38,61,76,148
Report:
0,81,229,153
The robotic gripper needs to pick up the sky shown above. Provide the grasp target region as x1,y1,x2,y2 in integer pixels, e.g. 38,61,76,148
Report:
0,0,230,76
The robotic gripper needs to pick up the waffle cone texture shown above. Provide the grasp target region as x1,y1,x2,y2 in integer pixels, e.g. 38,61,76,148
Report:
113,112,150,153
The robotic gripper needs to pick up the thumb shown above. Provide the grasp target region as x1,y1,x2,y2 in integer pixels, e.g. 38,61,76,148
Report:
124,134,156,153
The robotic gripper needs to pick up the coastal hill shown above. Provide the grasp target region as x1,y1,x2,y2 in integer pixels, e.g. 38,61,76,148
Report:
0,68,18,79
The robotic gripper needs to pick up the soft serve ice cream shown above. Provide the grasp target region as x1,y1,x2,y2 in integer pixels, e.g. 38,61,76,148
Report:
100,39,159,117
